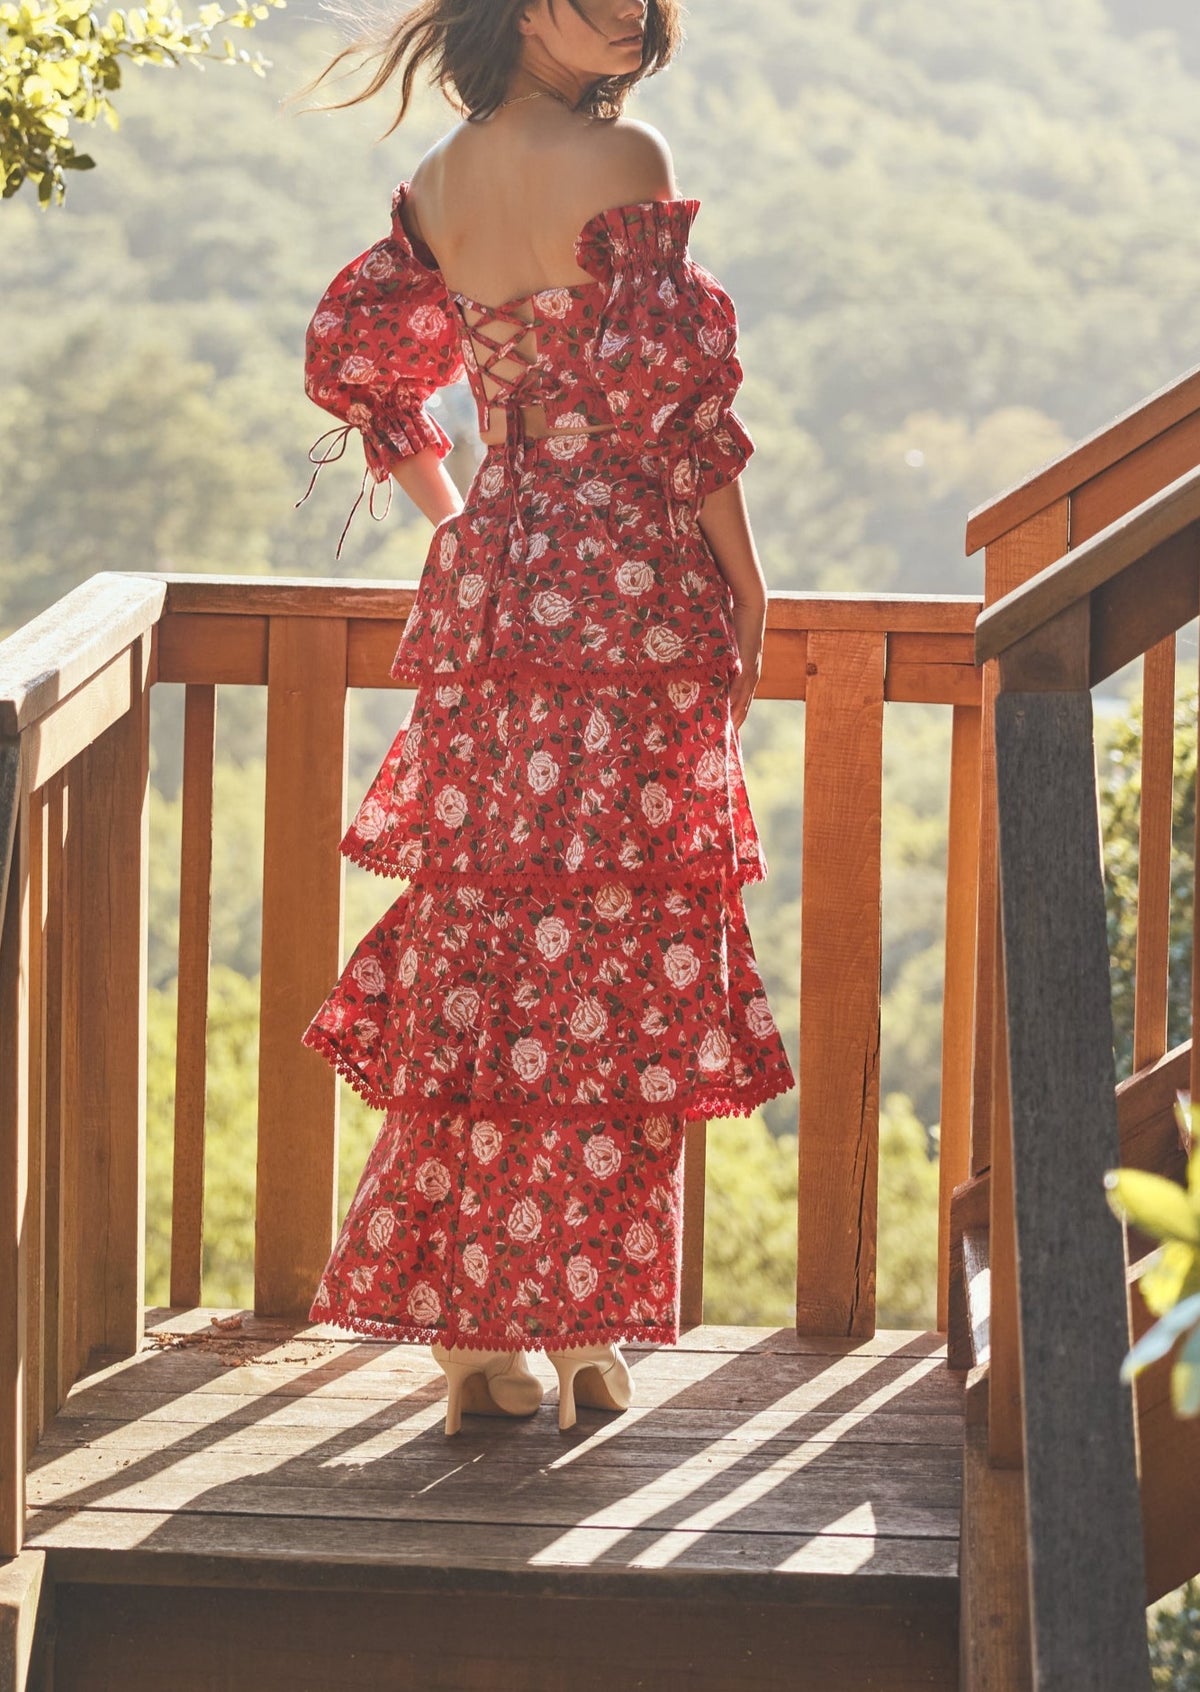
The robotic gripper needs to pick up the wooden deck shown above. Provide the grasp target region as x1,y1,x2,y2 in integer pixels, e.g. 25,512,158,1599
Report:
22,1310,964,1691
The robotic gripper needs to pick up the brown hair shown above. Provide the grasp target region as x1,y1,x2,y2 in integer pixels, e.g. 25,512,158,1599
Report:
301,0,682,131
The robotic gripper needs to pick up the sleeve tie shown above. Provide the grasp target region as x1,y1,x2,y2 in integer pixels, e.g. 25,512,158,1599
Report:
296,424,395,559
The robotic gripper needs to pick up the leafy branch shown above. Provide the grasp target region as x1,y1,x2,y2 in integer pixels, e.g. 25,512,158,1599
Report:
1,0,285,205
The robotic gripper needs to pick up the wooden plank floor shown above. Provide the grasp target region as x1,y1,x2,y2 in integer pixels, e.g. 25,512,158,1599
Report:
25,1308,965,1609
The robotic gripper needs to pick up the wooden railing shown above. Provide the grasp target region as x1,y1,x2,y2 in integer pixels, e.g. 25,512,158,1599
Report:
0,575,161,1557
0,567,985,1556
957,359,1200,1690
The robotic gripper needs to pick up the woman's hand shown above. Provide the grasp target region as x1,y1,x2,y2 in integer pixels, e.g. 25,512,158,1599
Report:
697,476,768,733
729,596,766,732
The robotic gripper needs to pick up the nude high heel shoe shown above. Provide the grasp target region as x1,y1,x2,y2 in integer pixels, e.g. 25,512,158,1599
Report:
430,1344,544,1436
545,1342,634,1431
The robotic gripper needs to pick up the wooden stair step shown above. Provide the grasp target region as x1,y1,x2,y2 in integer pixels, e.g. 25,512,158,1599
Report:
25,1317,965,1691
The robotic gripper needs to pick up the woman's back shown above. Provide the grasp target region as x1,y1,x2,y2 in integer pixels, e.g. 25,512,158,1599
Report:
404,103,675,309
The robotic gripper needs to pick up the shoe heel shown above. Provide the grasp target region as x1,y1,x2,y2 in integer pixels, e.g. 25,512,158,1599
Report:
431,1344,544,1436
432,1345,478,1437
546,1344,633,1432
443,1368,465,1437
549,1355,581,1431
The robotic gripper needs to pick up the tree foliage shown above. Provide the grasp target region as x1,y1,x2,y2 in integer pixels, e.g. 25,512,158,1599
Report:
1098,685,1196,1082
146,965,382,1305
1149,1579,1200,1690
1107,1132,1200,1418
10,0,1200,610
703,1093,940,1329
1,0,283,204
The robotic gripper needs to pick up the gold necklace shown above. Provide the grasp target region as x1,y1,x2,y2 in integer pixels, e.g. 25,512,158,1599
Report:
495,87,576,112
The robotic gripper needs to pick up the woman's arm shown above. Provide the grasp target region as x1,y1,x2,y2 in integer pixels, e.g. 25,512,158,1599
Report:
390,446,465,526
698,477,767,732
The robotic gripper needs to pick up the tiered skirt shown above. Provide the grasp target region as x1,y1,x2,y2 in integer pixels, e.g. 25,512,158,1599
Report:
302,433,796,1349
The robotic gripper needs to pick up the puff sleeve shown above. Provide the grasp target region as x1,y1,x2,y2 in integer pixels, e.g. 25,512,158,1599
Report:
299,186,465,551
575,199,755,511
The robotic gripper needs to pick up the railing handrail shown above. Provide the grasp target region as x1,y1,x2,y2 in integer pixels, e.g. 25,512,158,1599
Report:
119,570,984,632
0,572,165,737
974,461,1200,668
966,358,1200,555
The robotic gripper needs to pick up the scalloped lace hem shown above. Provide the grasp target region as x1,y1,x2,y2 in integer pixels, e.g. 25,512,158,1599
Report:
306,1308,680,1351
389,653,741,689
336,841,767,890
300,1023,794,1121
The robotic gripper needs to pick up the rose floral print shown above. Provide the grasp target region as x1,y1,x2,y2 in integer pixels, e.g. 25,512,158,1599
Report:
300,181,796,1350
310,1105,688,1348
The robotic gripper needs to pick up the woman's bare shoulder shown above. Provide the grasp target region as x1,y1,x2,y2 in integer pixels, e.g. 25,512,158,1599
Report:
580,115,677,206
403,113,677,253
408,124,467,189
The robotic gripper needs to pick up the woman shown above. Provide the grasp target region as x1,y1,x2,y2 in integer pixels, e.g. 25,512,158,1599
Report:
297,0,796,1436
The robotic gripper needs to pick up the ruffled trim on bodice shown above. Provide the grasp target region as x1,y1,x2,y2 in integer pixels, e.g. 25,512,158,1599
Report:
386,180,451,287
387,179,702,294
574,196,702,287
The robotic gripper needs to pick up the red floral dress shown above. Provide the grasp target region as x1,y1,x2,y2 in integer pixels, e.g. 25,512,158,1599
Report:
299,180,796,1351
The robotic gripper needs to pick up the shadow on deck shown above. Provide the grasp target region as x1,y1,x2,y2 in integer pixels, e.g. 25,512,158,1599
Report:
24,1311,963,1691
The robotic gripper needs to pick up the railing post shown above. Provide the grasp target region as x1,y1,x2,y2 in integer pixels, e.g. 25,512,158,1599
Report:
975,501,1069,1464
936,701,981,1333
796,628,885,1335
1132,637,1175,1071
255,616,347,1318
170,683,217,1310
679,1117,707,1329
23,781,47,1455
40,773,66,1421
58,765,84,1391
75,635,152,1360
994,675,1150,1691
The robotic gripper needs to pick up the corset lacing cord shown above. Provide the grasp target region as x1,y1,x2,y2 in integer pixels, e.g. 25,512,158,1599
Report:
497,397,531,561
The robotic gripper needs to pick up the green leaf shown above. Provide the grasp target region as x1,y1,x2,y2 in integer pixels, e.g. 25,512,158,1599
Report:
1172,1322,1200,1417
1103,1167,1200,1244
1119,1291,1200,1381
61,150,94,168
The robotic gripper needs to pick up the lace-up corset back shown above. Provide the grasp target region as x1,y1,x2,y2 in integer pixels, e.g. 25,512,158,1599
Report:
453,295,541,434
449,280,611,441
301,178,759,548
